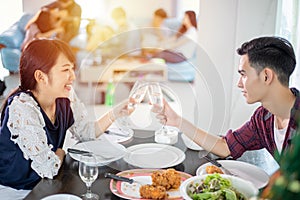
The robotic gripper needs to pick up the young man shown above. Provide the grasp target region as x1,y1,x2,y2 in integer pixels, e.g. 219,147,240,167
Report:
157,36,299,160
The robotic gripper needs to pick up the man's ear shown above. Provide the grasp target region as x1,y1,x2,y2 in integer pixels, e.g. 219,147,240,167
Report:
263,68,274,84
34,70,47,84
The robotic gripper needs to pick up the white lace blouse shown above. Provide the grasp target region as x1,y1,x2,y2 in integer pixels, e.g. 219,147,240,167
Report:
7,88,96,179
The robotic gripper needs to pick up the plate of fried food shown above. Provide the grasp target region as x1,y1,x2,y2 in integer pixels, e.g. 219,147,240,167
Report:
109,168,192,200
196,160,270,189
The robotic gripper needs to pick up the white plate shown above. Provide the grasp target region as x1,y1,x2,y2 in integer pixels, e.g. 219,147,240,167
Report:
101,127,134,143
196,160,269,189
41,194,81,200
123,143,185,168
180,133,203,150
69,137,127,166
110,169,192,200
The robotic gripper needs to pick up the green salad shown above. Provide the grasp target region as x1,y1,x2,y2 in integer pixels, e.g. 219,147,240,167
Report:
187,174,247,200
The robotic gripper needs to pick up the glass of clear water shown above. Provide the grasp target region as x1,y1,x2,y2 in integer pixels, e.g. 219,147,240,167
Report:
148,82,167,132
79,154,99,200
128,80,149,109
115,80,148,135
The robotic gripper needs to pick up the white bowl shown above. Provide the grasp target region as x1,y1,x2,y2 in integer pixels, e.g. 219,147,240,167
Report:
41,194,81,200
180,174,258,200
181,133,203,150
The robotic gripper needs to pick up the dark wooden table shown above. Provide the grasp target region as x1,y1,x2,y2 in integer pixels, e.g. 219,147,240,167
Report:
24,130,209,200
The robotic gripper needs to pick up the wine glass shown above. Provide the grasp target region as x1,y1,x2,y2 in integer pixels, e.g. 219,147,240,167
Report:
79,154,99,200
115,80,148,134
148,82,166,130
128,80,149,109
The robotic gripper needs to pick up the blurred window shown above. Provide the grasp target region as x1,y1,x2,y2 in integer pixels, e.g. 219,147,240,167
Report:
276,0,300,88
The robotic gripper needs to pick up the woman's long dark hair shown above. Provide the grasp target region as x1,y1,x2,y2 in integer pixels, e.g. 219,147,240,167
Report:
1,38,76,122
176,10,197,38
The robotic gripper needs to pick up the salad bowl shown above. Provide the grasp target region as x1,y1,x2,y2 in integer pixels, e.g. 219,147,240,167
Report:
180,174,258,200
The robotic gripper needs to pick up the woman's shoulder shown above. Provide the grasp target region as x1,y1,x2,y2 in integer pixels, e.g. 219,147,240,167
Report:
8,92,40,115
8,92,36,105
7,92,45,129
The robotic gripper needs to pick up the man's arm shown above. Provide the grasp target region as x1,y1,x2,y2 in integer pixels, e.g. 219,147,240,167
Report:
179,118,231,158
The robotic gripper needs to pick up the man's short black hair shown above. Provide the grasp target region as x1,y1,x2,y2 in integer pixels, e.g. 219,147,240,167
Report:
237,36,296,86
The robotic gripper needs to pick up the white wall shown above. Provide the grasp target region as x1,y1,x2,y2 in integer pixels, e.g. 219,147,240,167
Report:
23,0,54,13
230,0,278,129
194,0,277,134
0,0,23,32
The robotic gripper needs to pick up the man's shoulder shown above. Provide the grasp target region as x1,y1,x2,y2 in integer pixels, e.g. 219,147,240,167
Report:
252,105,272,121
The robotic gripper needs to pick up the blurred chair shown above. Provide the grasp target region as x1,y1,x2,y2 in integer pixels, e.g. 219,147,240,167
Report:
0,13,33,73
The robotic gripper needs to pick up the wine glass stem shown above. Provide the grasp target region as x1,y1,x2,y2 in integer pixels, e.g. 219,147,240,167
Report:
161,108,166,130
86,183,92,195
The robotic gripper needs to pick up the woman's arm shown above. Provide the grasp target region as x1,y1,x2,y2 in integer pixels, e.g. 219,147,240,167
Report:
162,35,190,50
7,93,62,178
55,148,66,164
68,88,133,140
35,26,65,38
94,100,134,138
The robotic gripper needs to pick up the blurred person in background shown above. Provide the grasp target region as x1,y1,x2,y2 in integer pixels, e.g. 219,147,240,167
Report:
150,10,198,63
110,6,141,56
21,6,66,51
43,0,82,43
141,8,170,56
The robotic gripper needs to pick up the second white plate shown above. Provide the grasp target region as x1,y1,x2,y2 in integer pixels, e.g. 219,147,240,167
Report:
69,137,127,166
41,194,81,200
123,143,185,168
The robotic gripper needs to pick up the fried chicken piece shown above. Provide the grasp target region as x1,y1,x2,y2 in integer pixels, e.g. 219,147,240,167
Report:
139,184,168,200
151,168,181,190
205,165,224,174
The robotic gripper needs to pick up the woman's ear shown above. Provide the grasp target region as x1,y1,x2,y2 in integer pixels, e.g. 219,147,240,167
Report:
34,70,47,84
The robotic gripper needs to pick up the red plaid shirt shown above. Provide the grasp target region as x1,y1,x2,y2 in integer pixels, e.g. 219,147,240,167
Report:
225,88,300,159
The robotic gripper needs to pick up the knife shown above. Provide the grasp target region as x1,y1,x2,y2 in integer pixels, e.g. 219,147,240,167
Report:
104,130,130,137
104,173,134,184
203,155,236,176
67,148,92,155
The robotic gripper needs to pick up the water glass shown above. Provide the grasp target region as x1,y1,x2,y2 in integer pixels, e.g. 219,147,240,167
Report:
79,154,99,200
128,80,149,109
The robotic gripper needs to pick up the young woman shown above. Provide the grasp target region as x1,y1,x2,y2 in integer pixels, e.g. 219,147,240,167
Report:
152,10,198,63
0,38,133,197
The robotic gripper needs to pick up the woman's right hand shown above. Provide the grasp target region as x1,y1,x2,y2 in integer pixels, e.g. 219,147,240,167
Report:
110,99,135,121
152,99,181,128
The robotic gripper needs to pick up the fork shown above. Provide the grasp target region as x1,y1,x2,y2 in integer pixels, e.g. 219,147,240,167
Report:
67,148,114,160
203,155,236,176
